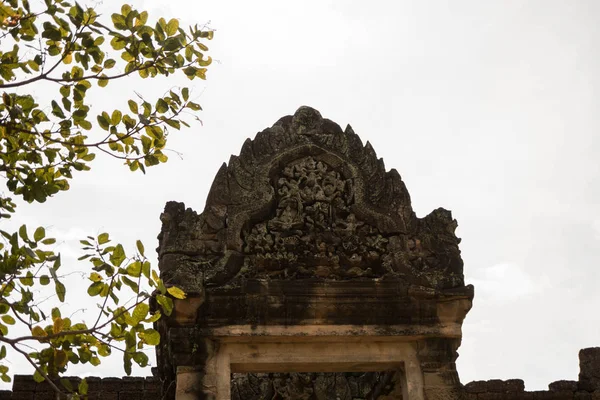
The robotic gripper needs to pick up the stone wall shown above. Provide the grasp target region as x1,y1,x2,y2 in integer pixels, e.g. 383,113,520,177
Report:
0,375,161,400
464,348,600,400
2,346,594,399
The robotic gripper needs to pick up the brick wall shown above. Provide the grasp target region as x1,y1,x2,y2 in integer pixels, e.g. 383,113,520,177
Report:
0,376,161,400
464,348,600,400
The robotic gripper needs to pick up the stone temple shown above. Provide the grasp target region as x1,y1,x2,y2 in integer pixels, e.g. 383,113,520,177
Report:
2,107,600,399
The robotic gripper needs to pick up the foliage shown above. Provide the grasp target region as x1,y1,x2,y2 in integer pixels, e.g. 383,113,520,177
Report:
0,0,211,396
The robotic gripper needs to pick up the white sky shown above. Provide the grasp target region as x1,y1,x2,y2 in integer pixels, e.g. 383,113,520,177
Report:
2,0,600,392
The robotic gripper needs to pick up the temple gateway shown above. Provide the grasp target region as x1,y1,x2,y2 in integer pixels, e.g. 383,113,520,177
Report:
4,107,600,399
155,106,473,399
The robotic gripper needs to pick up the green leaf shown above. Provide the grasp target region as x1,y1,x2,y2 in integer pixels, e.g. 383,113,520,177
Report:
142,261,151,279
33,227,45,242
156,294,173,316
145,312,161,323
166,18,179,36
98,232,110,244
87,282,103,296
121,276,139,292
121,4,132,16
132,352,149,367
1,316,15,325
40,275,50,285
163,37,181,52
126,261,142,277
59,377,73,391
132,303,149,325
128,100,138,114
97,114,110,130
55,281,66,302
142,328,160,345
33,369,45,383
136,240,145,256
18,225,28,241
51,308,61,319
104,59,116,69
111,110,122,125
155,98,168,113
78,378,89,395
110,244,126,267
187,101,202,111
20,272,34,286
124,354,132,376
111,13,127,30
167,286,186,299
51,100,66,118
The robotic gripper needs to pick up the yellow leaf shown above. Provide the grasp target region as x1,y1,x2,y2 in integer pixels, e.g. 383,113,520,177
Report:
53,317,63,334
54,349,68,368
32,326,47,337
167,286,186,299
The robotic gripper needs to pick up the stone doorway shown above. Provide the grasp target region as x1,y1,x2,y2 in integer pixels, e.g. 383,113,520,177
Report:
174,339,424,400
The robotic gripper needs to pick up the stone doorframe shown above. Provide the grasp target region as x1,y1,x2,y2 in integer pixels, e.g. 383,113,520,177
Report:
175,336,424,400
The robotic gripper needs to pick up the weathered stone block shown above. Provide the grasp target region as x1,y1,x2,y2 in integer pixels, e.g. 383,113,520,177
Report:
144,377,161,392
10,392,34,400
118,390,143,399
479,392,505,400
550,381,578,392
85,376,102,393
531,391,574,400
576,391,593,400
120,376,144,392
580,348,600,392
101,391,119,400
465,381,490,393
12,375,36,392
505,380,526,393
101,378,123,392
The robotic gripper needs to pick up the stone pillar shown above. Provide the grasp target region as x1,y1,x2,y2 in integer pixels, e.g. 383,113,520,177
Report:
176,366,205,400
175,339,230,400
403,356,426,400
417,339,466,400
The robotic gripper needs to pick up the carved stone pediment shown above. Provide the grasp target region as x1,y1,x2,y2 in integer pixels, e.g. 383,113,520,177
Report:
157,106,465,292
155,107,474,400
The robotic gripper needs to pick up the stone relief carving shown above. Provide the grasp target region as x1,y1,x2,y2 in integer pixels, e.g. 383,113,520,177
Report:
231,372,401,400
242,156,389,279
157,106,465,290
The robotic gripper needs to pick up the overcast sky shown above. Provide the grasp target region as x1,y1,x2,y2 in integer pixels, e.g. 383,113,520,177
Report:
3,0,600,392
